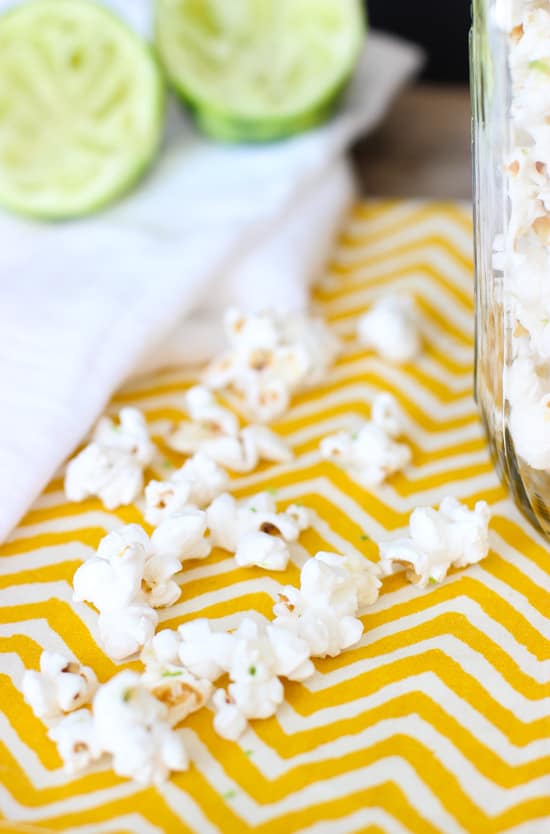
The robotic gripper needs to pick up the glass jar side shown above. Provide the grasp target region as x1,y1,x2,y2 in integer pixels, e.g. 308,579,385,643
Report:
471,0,550,533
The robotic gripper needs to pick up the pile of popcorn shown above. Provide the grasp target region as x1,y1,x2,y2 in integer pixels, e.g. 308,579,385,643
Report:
492,0,550,470
21,305,494,785
202,307,341,422
23,493,491,783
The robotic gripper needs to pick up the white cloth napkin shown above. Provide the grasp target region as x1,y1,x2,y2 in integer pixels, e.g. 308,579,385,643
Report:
0,15,422,542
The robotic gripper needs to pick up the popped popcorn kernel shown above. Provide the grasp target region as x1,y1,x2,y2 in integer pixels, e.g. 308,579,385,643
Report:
378,497,492,587
320,393,411,487
22,651,97,719
65,408,154,509
93,670,189,784
207,491,311,571
357,296,421,363
48,709,101,774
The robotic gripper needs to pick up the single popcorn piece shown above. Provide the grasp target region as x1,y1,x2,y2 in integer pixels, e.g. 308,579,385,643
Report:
184,385,239,436
169,386,239,456
145,452,228,524
274,603,364,659
75,515,210,613
177,619,236,682
48,709,102,774
226,619,285,719
235,532,291,571
265,623,315,682
98,604,159,661
229,618,314,685
357,296,421,363
73,516,211,659
141,631,215,724
64,445,143,510
93,408,154,463
211,617,313,740
212,688,248,741
228,618,279,683
207,492,310,570
65,408,154,509
141,628,182,671
22,651,97,719
378,497,492,587
371,392,406,438
228,676,284,721
142,664,212,727
172,452,229,507
203,308,340,422
314,551,382,610
320,393,411,487
273,551,380,657
285,503,311,532
299,551,376,617
144,510,211,607
74,524,149,612
244,377,292,423
144,477,192,527
93,670,189,784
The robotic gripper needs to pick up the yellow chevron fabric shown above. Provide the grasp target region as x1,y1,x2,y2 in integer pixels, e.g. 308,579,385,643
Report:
1,200,549,834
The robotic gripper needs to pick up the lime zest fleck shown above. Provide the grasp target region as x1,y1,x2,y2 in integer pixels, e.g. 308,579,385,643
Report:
360,534,370,541
122,687,133,703
248,665,256,676
529,59,550,75
161,669,183,677
222,790,237,800
244,749,254,757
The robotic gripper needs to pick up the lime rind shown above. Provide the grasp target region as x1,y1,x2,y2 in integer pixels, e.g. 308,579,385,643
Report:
155,0,365,143
0,0,165,220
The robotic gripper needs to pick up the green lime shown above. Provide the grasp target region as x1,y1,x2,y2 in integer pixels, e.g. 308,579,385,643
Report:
0,0,165,220
155,0,365,143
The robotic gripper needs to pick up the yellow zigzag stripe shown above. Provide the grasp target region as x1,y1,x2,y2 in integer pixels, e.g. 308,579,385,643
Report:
1,200,548,834
350,200,473,233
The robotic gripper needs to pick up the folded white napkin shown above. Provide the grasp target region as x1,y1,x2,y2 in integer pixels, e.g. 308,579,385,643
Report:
0,13,422,542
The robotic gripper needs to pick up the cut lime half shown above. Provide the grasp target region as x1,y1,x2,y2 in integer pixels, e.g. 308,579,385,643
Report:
155,0,365,142
0,0,165,220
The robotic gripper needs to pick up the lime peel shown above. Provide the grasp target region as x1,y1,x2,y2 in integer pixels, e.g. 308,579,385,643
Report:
0,0,165,219
155,0,365,142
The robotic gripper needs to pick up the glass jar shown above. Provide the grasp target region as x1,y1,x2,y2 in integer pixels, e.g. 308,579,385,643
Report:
471,0,550,535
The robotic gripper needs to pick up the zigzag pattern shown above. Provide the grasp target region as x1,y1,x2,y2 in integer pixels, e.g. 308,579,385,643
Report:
1,200,549,834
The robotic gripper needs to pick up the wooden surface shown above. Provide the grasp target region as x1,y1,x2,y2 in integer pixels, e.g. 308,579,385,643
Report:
352,83,472,200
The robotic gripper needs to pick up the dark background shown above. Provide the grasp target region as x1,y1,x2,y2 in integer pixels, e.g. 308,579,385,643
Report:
368,0,471,83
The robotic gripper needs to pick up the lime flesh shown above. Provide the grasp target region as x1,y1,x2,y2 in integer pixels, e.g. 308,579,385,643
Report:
155,0,365,142
0,0,165,219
